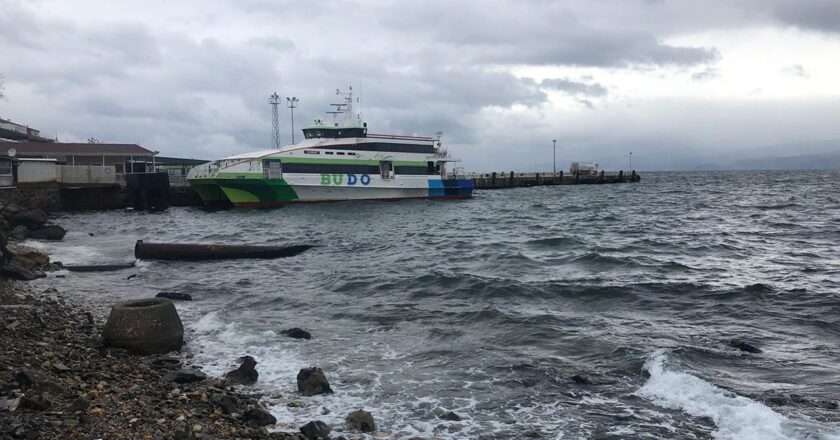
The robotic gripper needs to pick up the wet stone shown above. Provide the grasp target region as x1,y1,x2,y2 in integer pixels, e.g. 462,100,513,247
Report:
297,367,332,396
162,368,207,384
439,411,462,421
225,356,259,385
345,409,376,432
280,328,312,340
244,408,277,426
300,420,331,440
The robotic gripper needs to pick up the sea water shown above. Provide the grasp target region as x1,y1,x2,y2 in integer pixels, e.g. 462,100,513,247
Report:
29,170,840,439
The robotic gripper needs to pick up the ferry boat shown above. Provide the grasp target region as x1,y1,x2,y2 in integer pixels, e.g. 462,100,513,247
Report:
187,87,474,207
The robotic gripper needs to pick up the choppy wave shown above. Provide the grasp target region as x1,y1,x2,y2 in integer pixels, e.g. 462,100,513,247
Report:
638,351,840,440
27,170,840,438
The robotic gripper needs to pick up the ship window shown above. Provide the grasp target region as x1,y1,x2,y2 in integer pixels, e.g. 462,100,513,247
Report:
336,152,345,155
325,151,334,155
263,160,282,179
427,161,434,174
304,150,319,155
379,160,394,180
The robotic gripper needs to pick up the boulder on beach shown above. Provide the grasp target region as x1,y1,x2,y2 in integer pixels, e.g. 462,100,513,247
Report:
1,259,46,280
11,209,48,229
281,327,312,340
225,355,259,385
211,393,241,415
244,407,277,426
300,420,331,440
6,244,50,267
1,203,21,219
10,225,28,241
297,367,332,396
345,409,376,432
28,224,67,241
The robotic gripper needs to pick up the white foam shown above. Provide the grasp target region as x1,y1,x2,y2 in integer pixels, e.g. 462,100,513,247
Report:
637,350,840,440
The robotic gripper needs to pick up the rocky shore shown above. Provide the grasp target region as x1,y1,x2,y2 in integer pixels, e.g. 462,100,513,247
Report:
0,281,321,439
0,205,391,440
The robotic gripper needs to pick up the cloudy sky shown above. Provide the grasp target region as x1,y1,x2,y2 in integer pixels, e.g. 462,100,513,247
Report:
1,0,839,170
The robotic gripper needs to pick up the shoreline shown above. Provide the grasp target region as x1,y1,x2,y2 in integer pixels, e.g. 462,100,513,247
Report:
0,279,316,439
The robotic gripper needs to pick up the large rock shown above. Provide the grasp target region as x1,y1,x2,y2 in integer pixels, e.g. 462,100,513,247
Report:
211,393,241,415
297,367,332,396
1,259,46,280
1,203,21,220
27,224,67,241
244,408,277,426
6,244,50,267
11,209,48,229
225,356,259,385
10,225,28,241
300,420,331,440
281,328,312,340
102,298,184,354
345,409,376,432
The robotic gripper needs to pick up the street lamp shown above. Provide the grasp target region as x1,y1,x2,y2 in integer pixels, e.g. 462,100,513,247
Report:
629,152,633,171
286,97,299,144
552,139,557,178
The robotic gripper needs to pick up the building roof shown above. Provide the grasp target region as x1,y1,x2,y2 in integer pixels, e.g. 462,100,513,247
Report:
0,142,155,157
154,156,211,166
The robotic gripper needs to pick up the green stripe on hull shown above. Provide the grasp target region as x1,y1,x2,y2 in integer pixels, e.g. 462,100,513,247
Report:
216,178,299,204
188,179,228,203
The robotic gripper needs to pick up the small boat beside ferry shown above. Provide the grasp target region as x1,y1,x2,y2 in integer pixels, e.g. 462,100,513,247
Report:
187,87,473,207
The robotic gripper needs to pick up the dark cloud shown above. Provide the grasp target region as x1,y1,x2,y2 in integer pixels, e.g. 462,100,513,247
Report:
771,0,840,33
379,1,719,67
0,0,838,169
540,78,608,97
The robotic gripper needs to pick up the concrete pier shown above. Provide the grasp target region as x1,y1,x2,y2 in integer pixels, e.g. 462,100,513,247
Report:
471,170,640,189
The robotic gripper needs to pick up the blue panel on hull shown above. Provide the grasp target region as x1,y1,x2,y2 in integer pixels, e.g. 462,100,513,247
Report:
428,179,445,197
428,179,474,198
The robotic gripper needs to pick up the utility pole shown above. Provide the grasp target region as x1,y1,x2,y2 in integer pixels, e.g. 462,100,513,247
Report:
286,96,299,144
629,152,633,171
552,139,557,178
269,92,281,149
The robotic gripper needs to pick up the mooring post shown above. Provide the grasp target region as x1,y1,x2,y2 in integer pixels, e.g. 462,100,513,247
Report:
559,170,563,184
509,171,515,187
491,172,496,187
619,170,624,182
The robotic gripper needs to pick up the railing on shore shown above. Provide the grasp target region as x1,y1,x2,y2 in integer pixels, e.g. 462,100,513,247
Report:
464,170,640,189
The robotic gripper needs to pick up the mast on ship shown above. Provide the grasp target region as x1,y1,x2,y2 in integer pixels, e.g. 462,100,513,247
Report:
327,87,361,127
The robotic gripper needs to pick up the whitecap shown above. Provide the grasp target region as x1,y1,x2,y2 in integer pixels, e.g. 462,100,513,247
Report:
637,350,840,440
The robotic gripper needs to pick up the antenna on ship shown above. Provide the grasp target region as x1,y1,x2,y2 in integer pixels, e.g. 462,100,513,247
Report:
335,86,355,126
268,92,281,149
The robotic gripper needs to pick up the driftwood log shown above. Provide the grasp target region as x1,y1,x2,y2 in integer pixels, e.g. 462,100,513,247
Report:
134,240,312,261
65,263,136,272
